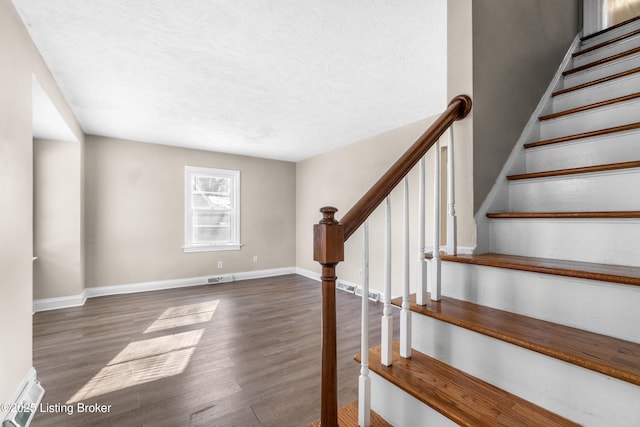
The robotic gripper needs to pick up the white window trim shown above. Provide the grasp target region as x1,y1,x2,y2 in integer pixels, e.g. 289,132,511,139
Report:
184,166,241,252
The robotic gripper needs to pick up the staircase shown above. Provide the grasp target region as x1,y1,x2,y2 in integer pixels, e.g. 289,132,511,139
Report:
363,17,640,427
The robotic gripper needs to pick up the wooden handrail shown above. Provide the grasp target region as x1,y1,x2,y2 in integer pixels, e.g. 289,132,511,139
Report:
341,95,471,240
313,95,471,427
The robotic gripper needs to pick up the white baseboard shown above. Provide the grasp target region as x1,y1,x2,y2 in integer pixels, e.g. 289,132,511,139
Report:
33,267,296,313
294,267,321,282
295,267,386,302
232,267,296,281
32,293,87,313
85,275,221,299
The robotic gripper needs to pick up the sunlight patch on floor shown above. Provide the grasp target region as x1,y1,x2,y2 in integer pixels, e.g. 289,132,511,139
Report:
67,299,220,404
144,300,219,333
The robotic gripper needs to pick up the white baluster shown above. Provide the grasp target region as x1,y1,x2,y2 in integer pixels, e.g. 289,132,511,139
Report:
446,127,457,256
359,221,371,427
381,197,393,366
431,139,442,301
416,157,427,305
400,177,412,358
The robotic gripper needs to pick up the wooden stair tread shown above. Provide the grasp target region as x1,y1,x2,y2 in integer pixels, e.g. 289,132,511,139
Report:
581,15,640,42
574,28,640,57
563,46,640,76
506,160,640,180
539,92,640,121
524,122,640,149
390,295,640,386
308,401,391,427
357,343,580,427
441,252,640,287
486,211,640,219
553,67,640,97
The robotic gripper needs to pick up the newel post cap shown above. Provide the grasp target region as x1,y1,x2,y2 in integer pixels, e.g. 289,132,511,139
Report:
319,206,339,224
313,207,344,264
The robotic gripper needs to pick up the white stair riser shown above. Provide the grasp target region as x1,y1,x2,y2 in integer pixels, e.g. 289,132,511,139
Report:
552,71,640,112
539,98,640,140
369,372,456,427
507,170,640,212
525,130,640,172
573,33,640,67
440,261,640,342
580,19,640,48
411,315,640,427
563,53,640,86
489,219,640,267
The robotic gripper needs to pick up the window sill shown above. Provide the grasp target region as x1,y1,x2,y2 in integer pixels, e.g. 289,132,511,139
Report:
183,244,241,253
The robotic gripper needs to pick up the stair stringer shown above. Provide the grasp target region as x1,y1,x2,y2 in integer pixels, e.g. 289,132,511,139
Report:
475,34,581,253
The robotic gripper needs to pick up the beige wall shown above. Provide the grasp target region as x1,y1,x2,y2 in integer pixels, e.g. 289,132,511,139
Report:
0,0,34,405
296,117,453,297
85,136,296,287
0,0,84,404
470,0,579,212
34,139,84,299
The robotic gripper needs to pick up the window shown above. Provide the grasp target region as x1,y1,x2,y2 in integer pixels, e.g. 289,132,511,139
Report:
184,166,240,252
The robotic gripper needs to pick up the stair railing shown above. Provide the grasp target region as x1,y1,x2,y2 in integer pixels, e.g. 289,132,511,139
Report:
313,95,472,427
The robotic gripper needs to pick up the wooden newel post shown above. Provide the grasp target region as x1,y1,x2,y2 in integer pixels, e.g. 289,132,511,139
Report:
314,206,344,427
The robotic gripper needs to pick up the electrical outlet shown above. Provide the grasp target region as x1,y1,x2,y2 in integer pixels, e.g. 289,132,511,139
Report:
253,255,258,262
217,261,223,268
358,269,363,277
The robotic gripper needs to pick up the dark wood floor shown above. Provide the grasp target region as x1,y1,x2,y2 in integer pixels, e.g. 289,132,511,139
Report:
32,274,393,426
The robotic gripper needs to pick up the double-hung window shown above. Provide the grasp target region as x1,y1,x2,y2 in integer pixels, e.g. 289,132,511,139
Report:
184,166,240,252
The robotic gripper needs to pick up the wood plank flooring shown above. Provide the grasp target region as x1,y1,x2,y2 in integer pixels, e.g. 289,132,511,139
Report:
32,274,392,427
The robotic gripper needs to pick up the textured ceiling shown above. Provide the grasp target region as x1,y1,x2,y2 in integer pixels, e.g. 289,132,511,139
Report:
14,1,446,162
